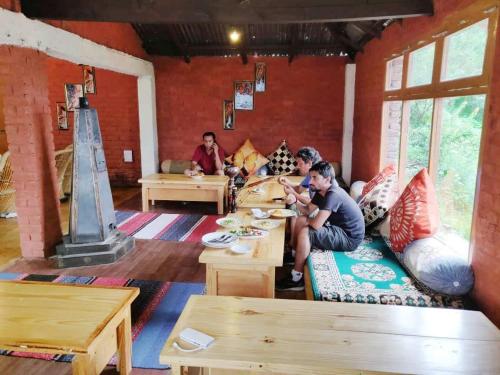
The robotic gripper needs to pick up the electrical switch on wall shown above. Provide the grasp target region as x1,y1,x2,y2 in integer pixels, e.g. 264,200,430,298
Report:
123,150,133,162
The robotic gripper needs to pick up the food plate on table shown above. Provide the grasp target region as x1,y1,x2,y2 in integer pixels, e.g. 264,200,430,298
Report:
250,187,265,195
215,217,242,229
269,208,296,218
229,226,268,239
251,208,271,219
251,219,281,230
190,172,205,180
201,232,238,248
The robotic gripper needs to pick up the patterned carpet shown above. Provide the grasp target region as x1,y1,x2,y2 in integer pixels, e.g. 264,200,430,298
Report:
307,234,465,308
116,210,220,242
0,272,205,369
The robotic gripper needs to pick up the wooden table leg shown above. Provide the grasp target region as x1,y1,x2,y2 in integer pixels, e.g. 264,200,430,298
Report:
217,187,224,214
142,187,149,212
117,308,133,375
72,353,97,375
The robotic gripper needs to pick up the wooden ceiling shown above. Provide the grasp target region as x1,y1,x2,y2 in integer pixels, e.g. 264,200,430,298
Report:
20,0,434,63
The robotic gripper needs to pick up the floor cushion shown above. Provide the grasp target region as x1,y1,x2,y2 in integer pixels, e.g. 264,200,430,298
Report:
389,168,439,252
307,234,464,308
266,140,296,175
160,160,192,174
226,139,269,175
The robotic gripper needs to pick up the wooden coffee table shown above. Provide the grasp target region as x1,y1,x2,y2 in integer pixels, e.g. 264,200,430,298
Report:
0,281,139,375
160,295,500,375
139,173,229,214
199,209,286,298
237,175,304,209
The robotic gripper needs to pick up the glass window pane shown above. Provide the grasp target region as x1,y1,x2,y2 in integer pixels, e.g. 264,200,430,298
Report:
408,43,435,87
382,101,402,169
405,99,433,183
435,95,485,258
442,19,488,81
385,56,403,91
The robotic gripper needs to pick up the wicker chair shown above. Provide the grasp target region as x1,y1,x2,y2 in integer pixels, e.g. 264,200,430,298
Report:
54,147,73,200
0,151,15,214
62,144,73,196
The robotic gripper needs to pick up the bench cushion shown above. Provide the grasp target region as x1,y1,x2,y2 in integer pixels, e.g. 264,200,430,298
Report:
307,234,465,308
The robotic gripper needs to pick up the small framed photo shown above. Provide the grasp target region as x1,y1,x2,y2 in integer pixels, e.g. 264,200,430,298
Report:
64,83,83,112
234,80,254,110
56,102,68,130
255,62,266,92
223,99,235,130
82,65,96,94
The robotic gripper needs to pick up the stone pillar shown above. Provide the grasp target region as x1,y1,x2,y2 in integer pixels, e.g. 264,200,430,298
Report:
0,46,62,257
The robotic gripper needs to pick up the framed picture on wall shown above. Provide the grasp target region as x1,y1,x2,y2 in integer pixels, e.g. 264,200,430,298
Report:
64,83,83,111
56,102,68,130
255,62,266,92
223,99,235,130
234,80,254,110
82,65,96,94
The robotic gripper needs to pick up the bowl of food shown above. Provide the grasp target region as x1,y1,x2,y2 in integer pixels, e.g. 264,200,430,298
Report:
191,171,205,180
229,226,268,239
251,219,281,230
216,217,242,229
269,208,296,218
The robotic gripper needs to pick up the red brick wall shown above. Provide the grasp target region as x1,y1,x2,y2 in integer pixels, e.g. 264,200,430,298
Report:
352,0,500,326
48,57,141,186
0,46,61,258
154,56,346,163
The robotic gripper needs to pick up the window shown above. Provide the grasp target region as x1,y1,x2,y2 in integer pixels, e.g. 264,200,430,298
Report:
381,9,497,259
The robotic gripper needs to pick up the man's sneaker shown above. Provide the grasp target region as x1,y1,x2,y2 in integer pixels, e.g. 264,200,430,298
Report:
275,275,304,291
282,251,295,266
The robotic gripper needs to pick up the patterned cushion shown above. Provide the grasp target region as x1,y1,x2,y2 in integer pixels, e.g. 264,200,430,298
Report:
358,165,399,226
306,234,464,308
389,168,439,252
225,139,269,176
266,140,296,175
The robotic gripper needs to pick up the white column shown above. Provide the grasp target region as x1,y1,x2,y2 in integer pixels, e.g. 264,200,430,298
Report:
138,75,159,176
342,63,356,186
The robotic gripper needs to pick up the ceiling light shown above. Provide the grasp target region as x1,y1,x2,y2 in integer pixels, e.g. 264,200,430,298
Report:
229,29,241,44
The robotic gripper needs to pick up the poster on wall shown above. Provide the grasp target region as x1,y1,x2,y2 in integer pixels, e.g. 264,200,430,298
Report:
64,83,84,111
56,102,69,130
82,65,96,94
234,80,254,110
223,99,235,130
255,62,266,92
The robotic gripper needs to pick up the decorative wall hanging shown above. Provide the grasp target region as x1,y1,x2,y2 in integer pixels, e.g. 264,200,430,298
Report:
234,80,254,110
56,102,68,130
82,65,96,94
64,83,84,112
223,99,235,130
255,62,266,92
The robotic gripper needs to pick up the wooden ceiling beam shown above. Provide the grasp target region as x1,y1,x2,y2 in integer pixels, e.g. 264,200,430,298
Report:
326,23,363,54
20,0,434,24
352,21,381,39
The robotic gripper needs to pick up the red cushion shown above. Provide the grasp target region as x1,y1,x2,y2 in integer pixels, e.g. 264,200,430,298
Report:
361,165,397,197
389,168,439,252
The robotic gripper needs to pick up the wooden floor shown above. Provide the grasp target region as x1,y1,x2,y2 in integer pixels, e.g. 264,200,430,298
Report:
0,187,302,374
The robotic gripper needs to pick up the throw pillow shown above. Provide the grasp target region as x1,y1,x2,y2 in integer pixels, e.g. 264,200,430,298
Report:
266,140,296,175
389,168,439,252
358,165,399,226
225,139,269,176
403,237,474,296
361,164,396,197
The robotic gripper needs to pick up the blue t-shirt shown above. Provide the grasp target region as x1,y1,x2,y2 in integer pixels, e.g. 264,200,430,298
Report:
301,175,315,198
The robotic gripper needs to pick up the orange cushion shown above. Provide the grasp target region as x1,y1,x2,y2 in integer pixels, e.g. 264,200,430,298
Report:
226,139,269,175
362,164,397,197
389,168,439,252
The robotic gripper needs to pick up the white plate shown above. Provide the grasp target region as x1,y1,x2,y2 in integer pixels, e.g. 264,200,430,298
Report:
251,219,281,230
191,175,204,180
229,228,269,239
230,243,252,254
251,208,271,219
250,187,265,195
215,217,242,229
201,232,238,248
269,208,297,218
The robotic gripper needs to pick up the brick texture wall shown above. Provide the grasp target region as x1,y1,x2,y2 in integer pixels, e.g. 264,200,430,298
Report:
353,0,500,326
0,46,61,258
48,57,141,186
154,56,346,163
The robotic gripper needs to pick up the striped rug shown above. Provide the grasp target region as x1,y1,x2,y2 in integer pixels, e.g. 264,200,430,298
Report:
116,210,221,242
0,272,205,369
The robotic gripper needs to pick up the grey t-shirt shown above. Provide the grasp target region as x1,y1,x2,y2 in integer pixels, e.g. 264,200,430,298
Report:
311,184,365,241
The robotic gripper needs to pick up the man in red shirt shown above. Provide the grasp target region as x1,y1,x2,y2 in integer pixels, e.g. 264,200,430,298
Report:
185,132,226,176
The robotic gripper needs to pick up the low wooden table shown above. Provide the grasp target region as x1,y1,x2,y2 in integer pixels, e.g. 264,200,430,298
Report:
139,173,229,214
199,209,285,298
160,295,500,375
237,176,304,209
0,281,139,375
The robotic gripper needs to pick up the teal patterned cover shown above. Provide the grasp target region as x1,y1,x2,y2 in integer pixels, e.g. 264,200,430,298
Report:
307,234,465,308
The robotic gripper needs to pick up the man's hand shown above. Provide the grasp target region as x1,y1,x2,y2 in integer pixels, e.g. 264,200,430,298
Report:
283,184,295,196
278,176,290,186
285,193,296,205
212,143,219,154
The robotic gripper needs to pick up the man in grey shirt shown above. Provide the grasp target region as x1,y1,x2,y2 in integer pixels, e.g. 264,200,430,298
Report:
276,161,365,291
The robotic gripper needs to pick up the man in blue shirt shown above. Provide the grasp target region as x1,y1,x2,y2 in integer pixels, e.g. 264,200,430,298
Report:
276,161,365,291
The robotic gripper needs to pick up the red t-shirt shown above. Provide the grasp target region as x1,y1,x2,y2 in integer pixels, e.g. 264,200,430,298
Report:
192,145,225,175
